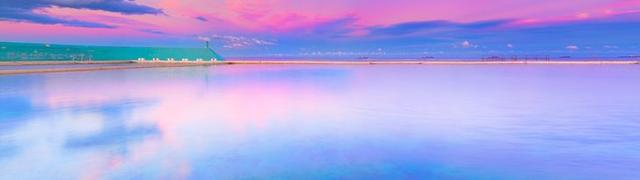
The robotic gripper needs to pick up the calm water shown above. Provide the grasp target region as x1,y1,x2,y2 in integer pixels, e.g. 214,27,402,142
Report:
1,65,640,179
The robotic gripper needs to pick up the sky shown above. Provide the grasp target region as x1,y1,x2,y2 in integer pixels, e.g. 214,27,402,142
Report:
1,0,640,58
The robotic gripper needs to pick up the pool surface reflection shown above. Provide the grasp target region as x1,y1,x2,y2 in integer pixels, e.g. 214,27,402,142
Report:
1,65,640,179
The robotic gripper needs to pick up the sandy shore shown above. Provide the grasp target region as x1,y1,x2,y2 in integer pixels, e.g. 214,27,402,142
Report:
0,60,638,75
224,60,640,65
0,62,217,75
0,60,136,66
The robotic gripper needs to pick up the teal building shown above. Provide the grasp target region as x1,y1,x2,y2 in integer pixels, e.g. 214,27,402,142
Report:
0,42,223,61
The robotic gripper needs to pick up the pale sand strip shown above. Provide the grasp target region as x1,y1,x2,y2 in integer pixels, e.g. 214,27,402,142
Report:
224,60,640,65
0,63,216,75
0,60,135,66
0,60,638,75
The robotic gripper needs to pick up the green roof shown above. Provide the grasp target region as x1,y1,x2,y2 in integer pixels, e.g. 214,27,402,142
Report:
0,42,223,61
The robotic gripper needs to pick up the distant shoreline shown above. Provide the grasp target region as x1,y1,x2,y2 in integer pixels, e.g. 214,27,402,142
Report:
223,60,640,65
1,60,638,75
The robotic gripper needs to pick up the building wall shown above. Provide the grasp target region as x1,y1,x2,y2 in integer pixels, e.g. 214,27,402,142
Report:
0,42,224,61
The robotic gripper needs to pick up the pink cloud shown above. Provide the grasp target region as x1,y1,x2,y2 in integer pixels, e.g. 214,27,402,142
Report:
151,0,640,35
3,0,640,46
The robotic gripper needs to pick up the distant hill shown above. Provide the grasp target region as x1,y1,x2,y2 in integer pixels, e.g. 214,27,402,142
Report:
0,42,223,61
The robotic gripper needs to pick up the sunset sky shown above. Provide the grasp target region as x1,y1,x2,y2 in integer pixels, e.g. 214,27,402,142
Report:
1,0,640,58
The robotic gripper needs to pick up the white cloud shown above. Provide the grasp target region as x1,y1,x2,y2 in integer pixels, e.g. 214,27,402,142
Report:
604,45,618,49
461,40,472,48
507,43,513,48
196,36,211,41
566,45,579,50
205,35,276,49
576,13,590,19
456,40,479,48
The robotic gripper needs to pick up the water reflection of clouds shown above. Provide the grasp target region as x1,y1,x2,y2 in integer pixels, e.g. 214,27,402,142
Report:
0,96,39,160
0,144,16,159
0,72,163,178
64,100,160,152
144,66,352,148
0,96,34,130
207,66,352,92
1,65,639,179
0,98,161,179
0,66,356,179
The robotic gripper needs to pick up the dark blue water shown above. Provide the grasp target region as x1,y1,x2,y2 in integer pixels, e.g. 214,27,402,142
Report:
1,65,639,179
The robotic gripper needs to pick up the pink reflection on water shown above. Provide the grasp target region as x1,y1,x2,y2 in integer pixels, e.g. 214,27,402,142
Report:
24,66,343,179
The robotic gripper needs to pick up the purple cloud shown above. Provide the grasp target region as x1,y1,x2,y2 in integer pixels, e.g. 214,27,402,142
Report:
367,19,512,36
0,7,115,28
195,16,208,22
0,0,162,28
